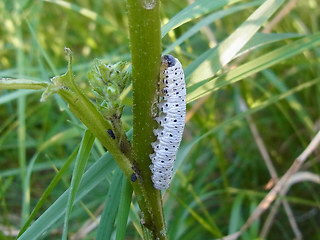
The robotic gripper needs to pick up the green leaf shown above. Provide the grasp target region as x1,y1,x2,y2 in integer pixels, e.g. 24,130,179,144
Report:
96,168,123,240
161,0,242,38
187,33,320,103
0,79,48,90
229,194,244,234
163,0,263,54
115,177,133,240
184,32,302,80
187,0,285,87
62,130,95,240
18,147,79,237
17,144,117,240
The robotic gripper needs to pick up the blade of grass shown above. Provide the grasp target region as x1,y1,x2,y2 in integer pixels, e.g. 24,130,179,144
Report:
161,0,242,38
170,191,222,237
17,150,117,240
262,69,314,132
187,33,320,103
187,0,285,86
174,78,320,187
96,168,123,240
62,129,95,240
115,177,133,240
163,0,263,54
184,32,302,80
229,193,245,234
18,96,28,225
18,146,79,237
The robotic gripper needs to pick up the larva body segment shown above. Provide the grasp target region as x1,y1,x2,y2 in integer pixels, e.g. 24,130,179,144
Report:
149,55,186,190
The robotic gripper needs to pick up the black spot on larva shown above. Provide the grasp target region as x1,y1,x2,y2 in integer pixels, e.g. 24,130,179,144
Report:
131,173,137,182
163,55,176,67
107,129,115,139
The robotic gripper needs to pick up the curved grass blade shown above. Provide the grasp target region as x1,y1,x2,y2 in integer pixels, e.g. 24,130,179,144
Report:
175,78,320,185
187,33,320,103
96,169,123,240
184,32,302,80
42,0,112,27
62,130,95,240
164,0,263,54
187,0,285,86
18,146,79,237
161,0,242,38
17,151,117,240
115,177,133,240
18,129,133,240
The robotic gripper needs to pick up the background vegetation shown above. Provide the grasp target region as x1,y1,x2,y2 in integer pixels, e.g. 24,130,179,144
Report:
1,0,320,239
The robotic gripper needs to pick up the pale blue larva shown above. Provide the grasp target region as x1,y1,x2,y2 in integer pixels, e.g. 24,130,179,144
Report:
149,55,186,190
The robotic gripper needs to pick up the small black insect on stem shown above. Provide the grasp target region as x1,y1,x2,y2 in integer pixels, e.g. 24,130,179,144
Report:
107,129,115,139
131,173,137,182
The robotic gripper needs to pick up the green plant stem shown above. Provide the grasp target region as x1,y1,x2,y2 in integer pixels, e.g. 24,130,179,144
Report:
127,0,166,239
0,79,48,90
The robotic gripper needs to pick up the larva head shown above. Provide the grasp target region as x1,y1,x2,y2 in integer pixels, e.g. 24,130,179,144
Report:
161,55,176,68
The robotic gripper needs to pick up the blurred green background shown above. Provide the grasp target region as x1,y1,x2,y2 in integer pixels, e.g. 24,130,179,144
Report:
1,0,320,239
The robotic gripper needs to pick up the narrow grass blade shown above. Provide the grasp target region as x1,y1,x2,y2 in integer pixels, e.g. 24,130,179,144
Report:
164,0,263,54
187,33,320,103
184,32,302,80
18,96,28,225
18,152,117,240
115,177,133,240
174,78,320,186
42,0,118,31
188,0,285,86
161,0,242,38
263,69,314,132
62,129,95,239
96,168,123,240
171,191,223,237
228,193,244,234
18,147,79,237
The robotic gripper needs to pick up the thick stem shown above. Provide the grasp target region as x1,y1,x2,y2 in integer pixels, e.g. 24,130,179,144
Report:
127,0,166,239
